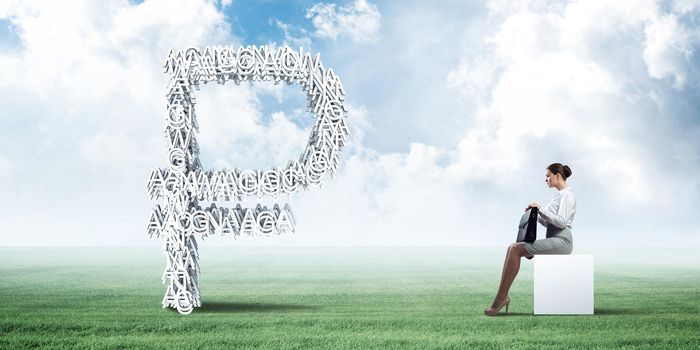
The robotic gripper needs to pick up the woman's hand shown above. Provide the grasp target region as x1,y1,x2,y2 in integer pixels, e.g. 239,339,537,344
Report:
525,202,540,211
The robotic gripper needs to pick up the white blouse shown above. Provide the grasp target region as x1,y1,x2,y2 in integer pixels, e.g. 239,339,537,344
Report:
537,187,576,229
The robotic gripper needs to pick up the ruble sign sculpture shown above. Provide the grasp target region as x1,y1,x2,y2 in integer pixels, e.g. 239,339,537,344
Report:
146,45,348,314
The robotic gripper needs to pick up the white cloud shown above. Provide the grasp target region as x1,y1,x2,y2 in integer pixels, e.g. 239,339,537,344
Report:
0,0,236,180
1,1,230,102
294,142,466,246
0,0,236,162
487,0,568,15
194,80,311,170
446,56,500,98
643,12,696,88
446,0,700,207
272,19,313,49
306,0,381,43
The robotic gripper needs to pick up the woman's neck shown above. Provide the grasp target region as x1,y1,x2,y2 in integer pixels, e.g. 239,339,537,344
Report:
555,182,568,191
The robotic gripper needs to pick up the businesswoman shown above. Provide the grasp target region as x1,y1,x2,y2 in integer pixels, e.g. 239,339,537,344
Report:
484,163,576,316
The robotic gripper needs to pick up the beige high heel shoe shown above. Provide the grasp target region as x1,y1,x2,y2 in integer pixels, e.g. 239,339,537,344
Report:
484,296,510,316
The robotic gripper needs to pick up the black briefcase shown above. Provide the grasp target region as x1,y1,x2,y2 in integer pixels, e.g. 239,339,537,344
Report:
516,207,538,243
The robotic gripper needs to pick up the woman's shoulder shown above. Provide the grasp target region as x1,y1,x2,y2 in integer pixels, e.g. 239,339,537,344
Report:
560,187,576,200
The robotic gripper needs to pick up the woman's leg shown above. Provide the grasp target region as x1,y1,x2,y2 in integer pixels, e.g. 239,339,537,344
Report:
494,242,530,302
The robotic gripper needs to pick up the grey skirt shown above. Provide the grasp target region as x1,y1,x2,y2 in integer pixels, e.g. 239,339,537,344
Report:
523,226,573,257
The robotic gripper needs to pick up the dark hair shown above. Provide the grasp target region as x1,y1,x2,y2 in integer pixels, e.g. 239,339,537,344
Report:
547,163,572,180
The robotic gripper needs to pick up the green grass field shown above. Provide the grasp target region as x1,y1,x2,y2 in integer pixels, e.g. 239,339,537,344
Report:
1,246,699,349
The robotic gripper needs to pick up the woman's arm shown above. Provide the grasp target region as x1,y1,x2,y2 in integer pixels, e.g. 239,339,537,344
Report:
526,202,548,227
538,192,575,229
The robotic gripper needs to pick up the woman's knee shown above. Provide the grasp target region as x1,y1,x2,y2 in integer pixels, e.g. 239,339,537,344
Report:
508,242,529,257
507,243,518,253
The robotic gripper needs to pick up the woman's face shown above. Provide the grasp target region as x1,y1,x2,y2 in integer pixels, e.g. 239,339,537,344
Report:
545,169,559,188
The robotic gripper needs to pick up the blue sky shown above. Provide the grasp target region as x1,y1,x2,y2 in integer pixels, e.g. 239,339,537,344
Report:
0,0,699,246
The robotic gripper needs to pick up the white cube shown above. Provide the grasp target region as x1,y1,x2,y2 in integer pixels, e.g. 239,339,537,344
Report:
534,255,594,315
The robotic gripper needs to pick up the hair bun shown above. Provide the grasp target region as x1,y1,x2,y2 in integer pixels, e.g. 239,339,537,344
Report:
563,165,572,179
